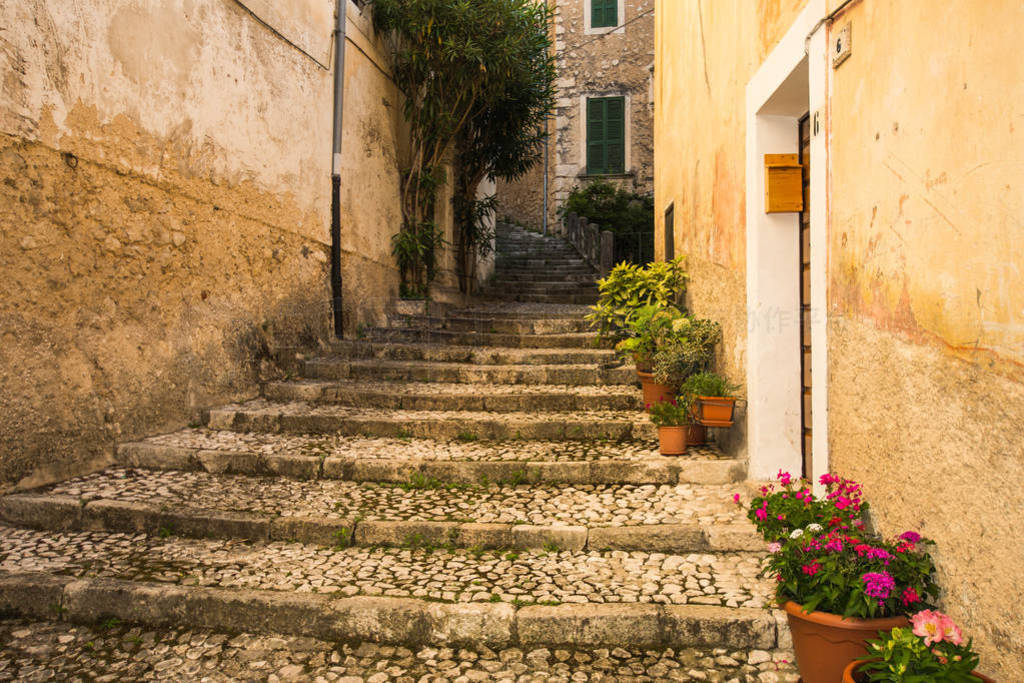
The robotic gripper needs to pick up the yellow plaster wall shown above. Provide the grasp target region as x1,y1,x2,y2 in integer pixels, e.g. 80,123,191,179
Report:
656,1,1024,677
0,0,405,487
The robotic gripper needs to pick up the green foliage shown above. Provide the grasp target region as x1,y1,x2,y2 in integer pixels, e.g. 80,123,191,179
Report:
558,179,654,237
586,257,688,339
391,220,447,299
744,472,869,543
858,626,983,682
648,397,692,427
613,303,686,367
372,0,556,295
651,318,721,387
679,372,739,399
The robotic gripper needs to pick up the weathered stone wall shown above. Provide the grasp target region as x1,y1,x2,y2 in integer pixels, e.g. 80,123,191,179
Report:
0,0,405,488
656,0,1024,678
498,0,654,230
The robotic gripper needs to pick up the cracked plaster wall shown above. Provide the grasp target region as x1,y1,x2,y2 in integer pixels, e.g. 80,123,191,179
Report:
0,0,406,488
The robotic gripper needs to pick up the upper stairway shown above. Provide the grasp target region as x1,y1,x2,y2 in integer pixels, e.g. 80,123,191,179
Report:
478,223,600,305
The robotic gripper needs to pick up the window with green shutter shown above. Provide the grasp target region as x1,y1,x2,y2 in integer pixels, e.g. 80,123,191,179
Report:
591,0,618,29
586,96,626,175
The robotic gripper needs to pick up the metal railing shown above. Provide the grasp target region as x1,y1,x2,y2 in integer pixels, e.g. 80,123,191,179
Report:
559,212,655,276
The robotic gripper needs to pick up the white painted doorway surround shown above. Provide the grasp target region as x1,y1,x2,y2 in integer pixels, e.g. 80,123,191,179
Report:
744,0,829,485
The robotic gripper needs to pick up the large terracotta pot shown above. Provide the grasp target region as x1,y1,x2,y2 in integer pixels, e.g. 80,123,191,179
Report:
637,371,674,409
657,426,687,455
842,659,994,682
783,601,908,683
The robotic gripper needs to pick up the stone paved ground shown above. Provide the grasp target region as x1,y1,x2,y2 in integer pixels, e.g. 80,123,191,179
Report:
141,431,720,463
45,468,745,526
0,526,771,607
0,619,800,682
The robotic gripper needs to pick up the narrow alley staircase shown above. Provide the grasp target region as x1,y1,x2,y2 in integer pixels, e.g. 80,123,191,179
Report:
0,225,797,680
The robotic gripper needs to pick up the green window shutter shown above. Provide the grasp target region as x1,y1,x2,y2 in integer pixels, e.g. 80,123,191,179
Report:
605,96,625,173
592,0,617,29
587,98,606,175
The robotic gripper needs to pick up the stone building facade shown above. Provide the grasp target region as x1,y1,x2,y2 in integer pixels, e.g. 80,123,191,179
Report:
498,0,654,231
655,1,1024,678
0,0,457,489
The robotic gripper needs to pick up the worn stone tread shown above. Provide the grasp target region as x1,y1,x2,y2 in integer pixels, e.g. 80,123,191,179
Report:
0,619,801,682
361,327,602,349
0,525,772,609
323,341,616,366
0,469,761,551
116,431,745,485
262,379,641,412
206,400,655,441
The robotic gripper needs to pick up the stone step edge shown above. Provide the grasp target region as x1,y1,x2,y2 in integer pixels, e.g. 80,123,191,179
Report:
116,443,746,485
0,571,783,650
204,409,654,441
0,495,763,553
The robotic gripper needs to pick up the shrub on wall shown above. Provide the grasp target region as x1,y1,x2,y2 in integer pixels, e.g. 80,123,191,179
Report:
558,179,654,237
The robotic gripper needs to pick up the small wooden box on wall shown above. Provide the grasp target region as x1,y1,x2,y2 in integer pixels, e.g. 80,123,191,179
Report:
764,154,804,213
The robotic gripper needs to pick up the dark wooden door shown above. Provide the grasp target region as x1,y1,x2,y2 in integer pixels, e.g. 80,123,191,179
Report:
798,113,812,479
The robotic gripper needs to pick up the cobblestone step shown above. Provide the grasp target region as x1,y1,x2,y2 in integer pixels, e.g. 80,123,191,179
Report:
0,470,761,552
491,272,598,282
115,431,746,485
324,341,615,366
0,527,785,653
389,314,594,334
205,402,653,441
479,293,599,305
307,360,635,386
362,327,601,349
0,619,800,682
263,380,640,412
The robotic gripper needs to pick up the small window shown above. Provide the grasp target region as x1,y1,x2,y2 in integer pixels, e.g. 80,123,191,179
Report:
664,203,675,260
586,97,625,175
591,0,618,29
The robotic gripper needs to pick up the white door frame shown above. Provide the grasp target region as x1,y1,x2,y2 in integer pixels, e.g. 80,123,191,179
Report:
744,0,830,483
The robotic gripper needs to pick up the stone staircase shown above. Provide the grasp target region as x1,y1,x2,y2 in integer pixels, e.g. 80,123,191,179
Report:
479,224,601,304
0,228,796,679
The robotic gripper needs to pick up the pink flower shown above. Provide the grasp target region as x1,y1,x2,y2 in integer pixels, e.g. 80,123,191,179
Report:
900,587,920,606
861,571,895,600
939,614,964,646
767,542,782,553
777,470,793,486
912,610,946,645
899,531,922,543
732,493,741,504
801,562,821,576
819,473,839,486
755,507,768,521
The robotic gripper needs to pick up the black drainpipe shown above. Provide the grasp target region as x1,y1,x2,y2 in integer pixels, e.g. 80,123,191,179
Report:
330,0,347,338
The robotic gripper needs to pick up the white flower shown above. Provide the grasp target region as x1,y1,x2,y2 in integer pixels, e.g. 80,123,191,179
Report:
806,523,823,533
789,529,804,539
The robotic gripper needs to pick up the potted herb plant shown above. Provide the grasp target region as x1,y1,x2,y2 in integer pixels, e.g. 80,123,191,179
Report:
739,473,939,683
680,371,739,427
648,397,692,455
844,612,993,682
617,305,688,407
651,317,721,389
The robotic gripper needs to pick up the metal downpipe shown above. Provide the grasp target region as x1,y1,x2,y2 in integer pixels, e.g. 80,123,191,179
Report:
330,0,347,338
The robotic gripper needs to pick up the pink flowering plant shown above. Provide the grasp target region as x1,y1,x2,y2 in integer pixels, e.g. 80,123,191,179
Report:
647,396,693,427
762,525,938,619
856,610,982,681
740,471,869,542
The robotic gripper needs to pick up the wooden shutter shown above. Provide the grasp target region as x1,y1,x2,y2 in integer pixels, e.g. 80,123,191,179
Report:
587,98,606,174
605,97,625,173
592,0,617,28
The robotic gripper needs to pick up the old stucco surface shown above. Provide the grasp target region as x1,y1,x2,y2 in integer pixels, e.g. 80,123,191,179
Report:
0,0,405,488
500,0,655,230
657,0,1024,677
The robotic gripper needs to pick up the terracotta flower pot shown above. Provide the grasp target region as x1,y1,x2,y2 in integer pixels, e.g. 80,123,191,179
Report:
658,426,687,455
637,371,674,409
695,396,736,426
842,658,994,683
783,601,908,683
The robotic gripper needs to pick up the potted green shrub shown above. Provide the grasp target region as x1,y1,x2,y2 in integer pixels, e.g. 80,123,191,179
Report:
651,318,721,389
680,371,739,427
648,397,692,455
844,612,993,682
614,304,689,408
586,257,688,341
737,472,939,683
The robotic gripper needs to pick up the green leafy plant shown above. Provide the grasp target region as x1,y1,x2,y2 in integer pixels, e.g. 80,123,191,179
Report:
651,317,721,387
739,470,870,543
558,179,654,238
679,371,739,399
647,397,692,427
857,614,983,682
586,257,688,339
391,220,447,299
613,303,686,368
